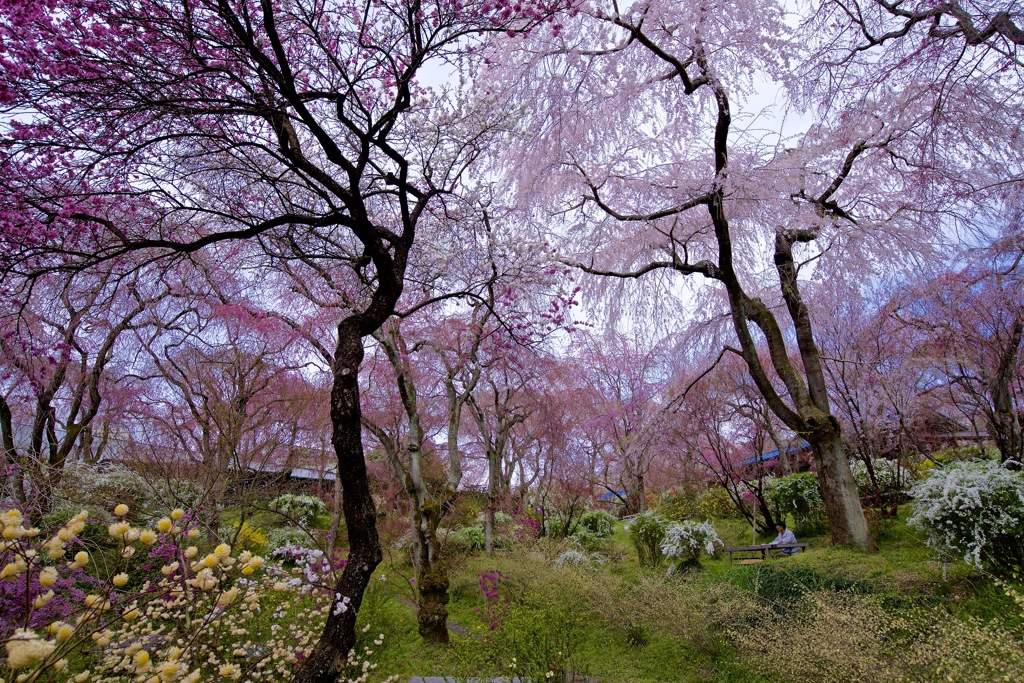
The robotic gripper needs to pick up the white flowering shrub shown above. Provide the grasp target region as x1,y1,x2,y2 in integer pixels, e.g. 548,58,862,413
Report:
908,459,1024,576
0,505,395,683
553,548,590,567
269,493,328,526
661,520,724,566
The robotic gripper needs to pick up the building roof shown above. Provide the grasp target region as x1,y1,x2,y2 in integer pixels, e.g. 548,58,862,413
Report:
738,440,810,468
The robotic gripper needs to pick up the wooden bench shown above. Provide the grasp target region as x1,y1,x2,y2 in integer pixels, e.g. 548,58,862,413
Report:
722,543,809,564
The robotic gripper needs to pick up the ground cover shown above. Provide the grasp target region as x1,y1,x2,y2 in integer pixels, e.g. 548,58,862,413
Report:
357,512,1024,683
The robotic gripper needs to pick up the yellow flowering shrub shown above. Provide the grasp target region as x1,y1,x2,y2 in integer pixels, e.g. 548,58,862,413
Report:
0,506,393,683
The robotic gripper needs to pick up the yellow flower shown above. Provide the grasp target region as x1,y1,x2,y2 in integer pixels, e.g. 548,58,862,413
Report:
54,623,75,642
184,546,198,559
74,671,90,682
114,504,129,517
157,518,173,533
139,529,157,545
68,553,89,571
186,528,200,539
123,607,140,620
33,590,55,608
170,509,185,521
112,573,129,587
108,521,130,540
202,554,218,568
1,509,23,526
218,663,239,679
213,543,231,558
133,649,151,670
216,587,238,607
53,658,67,671
161,562,179,576
39,566,59,587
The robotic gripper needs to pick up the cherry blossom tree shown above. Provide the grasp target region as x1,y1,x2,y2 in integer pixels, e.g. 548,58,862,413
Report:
0,0,567,676
896,233,1024,464
480,0,1024,548
0,266,169,516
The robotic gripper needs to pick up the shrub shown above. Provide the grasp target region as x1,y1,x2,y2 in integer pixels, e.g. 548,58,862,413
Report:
734,590,1024,683
627,512,668,568
553,548,590,568
576,509,616,538
453,525,486,551
658,485,735,522
265,526,313,550
569,527,607,552
661,520,723,573
850,458,913,495
764,472,827,535
908,459,1024,576
222,519,268,552
269,493,328,526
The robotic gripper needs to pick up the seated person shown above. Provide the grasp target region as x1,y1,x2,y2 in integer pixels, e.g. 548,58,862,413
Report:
769,521,799,555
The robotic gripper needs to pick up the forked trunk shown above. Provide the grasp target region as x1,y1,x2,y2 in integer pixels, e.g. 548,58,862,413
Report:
294,323,382,683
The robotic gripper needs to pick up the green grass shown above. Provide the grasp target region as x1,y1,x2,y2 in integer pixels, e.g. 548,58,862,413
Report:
349,509,1023,683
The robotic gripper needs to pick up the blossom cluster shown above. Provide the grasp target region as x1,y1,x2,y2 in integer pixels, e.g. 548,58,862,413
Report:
1,504,391,682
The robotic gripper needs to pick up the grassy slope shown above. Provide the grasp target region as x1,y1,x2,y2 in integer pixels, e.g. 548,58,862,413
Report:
353,509,1019,682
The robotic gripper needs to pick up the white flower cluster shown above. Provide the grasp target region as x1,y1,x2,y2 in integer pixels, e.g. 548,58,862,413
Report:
908,459,1024,570
660,520,724,562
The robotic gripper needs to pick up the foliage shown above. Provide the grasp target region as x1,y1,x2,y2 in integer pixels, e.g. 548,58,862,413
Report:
908,459,1024,576
265,527,314,551
850,458,913,495
738,565,872,606
660,520,723,572
763,472,828,536
224,520,269,552
627,512,668,568
269,494,328,526
53,464,160,517
658,486,735,522
576,509,617,538
734,591,1024,683
568,527,607,553
452,526,487,552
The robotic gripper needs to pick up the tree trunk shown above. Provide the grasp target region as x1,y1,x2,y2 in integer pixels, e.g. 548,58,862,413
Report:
294,321,382,683
484,450,499,556
329,471,344,550
411,505,450,643
809,424,874,549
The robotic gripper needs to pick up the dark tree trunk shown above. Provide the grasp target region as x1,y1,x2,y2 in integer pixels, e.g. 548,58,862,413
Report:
294,320,382,683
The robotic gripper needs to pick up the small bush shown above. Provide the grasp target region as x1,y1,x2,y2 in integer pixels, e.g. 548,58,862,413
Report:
221,520,268,552
627,512,668,568
269,493,328,526
908,458,1024,576
661,520,723,573
576,509,616,537
453,525,486,551
764,472,827,535
658,485,735,521
740,565,871,606
264,526,312,550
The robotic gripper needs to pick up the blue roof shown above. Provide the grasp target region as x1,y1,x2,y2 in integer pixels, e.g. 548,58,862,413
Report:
598,490,626,502
738,440,810,467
